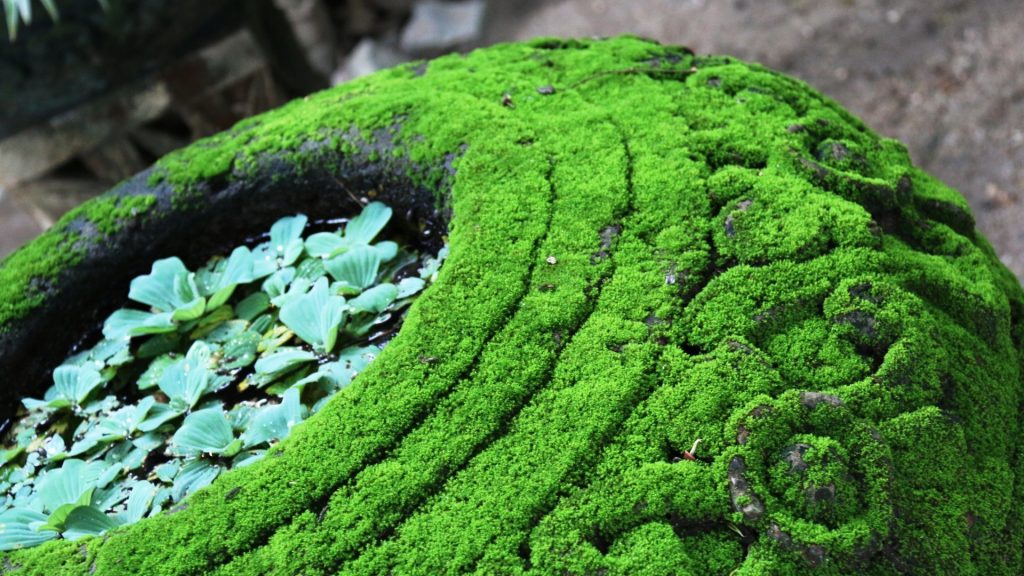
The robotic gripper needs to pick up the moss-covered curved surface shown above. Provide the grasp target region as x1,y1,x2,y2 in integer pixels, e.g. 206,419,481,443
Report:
1,36,1023,575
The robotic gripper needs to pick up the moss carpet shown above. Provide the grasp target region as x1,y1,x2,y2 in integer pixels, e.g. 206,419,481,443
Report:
1,36,1022,575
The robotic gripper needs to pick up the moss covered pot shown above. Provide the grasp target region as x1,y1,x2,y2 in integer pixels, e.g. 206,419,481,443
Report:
1,36,1022,575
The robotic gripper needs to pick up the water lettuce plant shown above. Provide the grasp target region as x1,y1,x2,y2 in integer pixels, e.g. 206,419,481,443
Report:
0,203,444,550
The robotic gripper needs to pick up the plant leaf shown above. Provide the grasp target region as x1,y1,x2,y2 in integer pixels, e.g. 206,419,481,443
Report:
324,246,382,292
64,338,131,371
294,257,327,283
0,508,55,551
253,347,316,382
235,292,270,321
128,257,205,317
102,309,176,340
241,387,305,448
52,364,104,407
5,1,21,42
269,214,307,267
419,245,448,280
62,506,121,540
136,332,182,358
137,402,183,432
171,459,221,501
348,283,398,314
137,354,177,390
261,267,296,299
170,408,237,456
221,330,260,371
204,247,256,308
304,232,347,259
170,293,206,323
201,319,248,344
296,345,379,394
158,342,213,410
344,202,391,245
39,502,76,533
279,277,346,354
153,461,180,483
372,240,398,262
96,396,156,442
121,481,157,524
396,276,426,299
12,0,28,20
38,0,57,22
35,460,103,512
270,277,312,309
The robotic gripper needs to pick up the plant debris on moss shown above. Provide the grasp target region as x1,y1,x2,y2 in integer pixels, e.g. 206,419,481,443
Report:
0,36,1021,575
0,203,444,551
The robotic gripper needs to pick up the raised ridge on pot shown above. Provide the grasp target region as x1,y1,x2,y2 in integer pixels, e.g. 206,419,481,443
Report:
0,36,1022,575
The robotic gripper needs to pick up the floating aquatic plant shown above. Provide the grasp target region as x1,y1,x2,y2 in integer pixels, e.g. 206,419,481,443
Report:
0,202,445,550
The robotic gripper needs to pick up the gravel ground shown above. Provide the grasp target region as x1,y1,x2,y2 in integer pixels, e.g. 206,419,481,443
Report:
3,0,1022,282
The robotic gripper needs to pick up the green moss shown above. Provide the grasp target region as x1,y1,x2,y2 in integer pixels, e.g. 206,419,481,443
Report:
2,36,1022,575
0,194,156,331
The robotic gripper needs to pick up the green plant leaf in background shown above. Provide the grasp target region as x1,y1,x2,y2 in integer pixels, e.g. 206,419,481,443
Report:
136,354,177,390
53,365,104,407
295,345,379,398
117,481,157,524
0,508,55,551
23,365,104,411
234,292,270,321
348,283,398,314
396,277,426,299
419,245,448,281
63,338,132,371
279,277,346,354
200,247,256,309
241,387,305,448
170,408,241,457
261,267,296,300
102,309,177,340
253,215,307,276
269,277,312,309
220,330,260,371
38,474,104,534
303,201,392,261
136,402,183,432
325,246,384,293
343,202,391,244
96,396,156,442
34,459,104,513
293,257,327,283
158,341,214,411
128,257,206,322
170,459,221,502
252,347,316,385
61,505,121,540
271,215,308,265
3,0,33,41
304,231,347,259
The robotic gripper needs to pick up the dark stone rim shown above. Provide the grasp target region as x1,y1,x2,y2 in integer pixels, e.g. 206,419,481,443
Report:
0,143,449,423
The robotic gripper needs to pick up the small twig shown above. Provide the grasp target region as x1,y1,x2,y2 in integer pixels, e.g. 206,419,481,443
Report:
681,438,702,461
331,175,365,206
